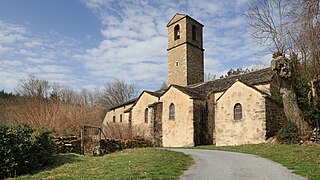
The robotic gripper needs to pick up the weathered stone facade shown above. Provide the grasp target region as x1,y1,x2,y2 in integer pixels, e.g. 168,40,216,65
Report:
215,81,267,146
102,13,286,147
149,102,163,147
131,91,159,139
167,14,204,86
160,87,195,147
265,97,286,138
103,100,135,125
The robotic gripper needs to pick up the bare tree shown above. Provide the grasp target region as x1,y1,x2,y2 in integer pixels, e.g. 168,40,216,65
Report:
15,75,50,99
204,73,216,82
100,79,137,109
247,0,312,137
160,82,168,90
77,88,102,107
289,0,320,77
247,0,292,54
8,76,104,135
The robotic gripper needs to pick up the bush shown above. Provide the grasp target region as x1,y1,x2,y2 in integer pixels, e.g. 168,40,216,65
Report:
0,124,55,178
102,123,150,140
276,121,301,144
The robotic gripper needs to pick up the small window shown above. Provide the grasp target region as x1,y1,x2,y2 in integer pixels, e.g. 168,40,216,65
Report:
113,116,116,123
145,108,148,123
192,25,196,40
175,61,179,66
120,114,122,123
174,24,180,40
234,103,243,120
169,103,175,120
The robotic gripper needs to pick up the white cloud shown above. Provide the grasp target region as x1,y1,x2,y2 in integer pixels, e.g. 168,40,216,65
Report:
0,21,86,92
79,0,271,91
23,40,43,48
0,0,273,93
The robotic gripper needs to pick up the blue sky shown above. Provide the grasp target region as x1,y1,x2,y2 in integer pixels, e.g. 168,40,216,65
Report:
0,0,270,93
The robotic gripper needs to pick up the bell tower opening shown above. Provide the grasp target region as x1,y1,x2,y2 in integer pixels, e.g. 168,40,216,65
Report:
174,24,180,40
167,13,204,86
192,25,197,40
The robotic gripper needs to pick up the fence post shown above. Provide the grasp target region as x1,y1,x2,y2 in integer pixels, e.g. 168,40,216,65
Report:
80,126,84,155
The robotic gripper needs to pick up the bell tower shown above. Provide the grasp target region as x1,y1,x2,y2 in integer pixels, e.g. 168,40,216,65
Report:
167,13,204,86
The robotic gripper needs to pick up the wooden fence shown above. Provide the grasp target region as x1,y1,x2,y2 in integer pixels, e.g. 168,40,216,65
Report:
80,125,106,155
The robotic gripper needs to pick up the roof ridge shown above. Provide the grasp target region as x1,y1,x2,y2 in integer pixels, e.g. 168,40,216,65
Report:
193,67,271,87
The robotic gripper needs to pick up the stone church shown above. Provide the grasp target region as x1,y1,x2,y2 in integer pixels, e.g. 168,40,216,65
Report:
102,13,285,147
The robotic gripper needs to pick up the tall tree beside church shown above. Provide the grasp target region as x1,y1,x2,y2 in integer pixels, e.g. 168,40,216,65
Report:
100,79,137,110
247,0,291,54
289,0,320,77
247,0,312,137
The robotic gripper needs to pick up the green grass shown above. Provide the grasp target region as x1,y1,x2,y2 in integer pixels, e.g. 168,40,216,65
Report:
15,148,193,180
193,144,320,180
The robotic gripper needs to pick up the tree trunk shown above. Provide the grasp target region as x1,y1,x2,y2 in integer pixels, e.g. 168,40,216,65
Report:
271,55,311,138
280,79,310,136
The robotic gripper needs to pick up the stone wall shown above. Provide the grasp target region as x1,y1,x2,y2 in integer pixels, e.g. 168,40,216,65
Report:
100,138,152,155
254,83,271,95
150,102,163,147
167,15,204,86
168,44,188,86
206,93,216,145
102,102,134,125
131,92,159,139
167,15,187,50
193,100,208,145
55,136,152,155
187,45,204,85
55,136,81,154
160,87,194,147
265,98,286,138
185,17,203,49
215,81,267,146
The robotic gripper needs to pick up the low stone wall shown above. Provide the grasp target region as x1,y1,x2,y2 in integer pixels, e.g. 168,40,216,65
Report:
54,136,152,155
100,138,152,155
54,136,81,154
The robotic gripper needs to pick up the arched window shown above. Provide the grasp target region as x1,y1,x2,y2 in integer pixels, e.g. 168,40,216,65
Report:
144,108,148,123
174,24,180,40
234,103,243,120
169,103,175,120
120,114,122,123
192,25,197,40
113,116,116,123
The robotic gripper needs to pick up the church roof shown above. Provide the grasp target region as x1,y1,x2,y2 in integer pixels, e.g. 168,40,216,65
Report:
108,68,273,110
166,13,204,27
185,67,273,98
171,85,204,99
109,90,161,111
108,98,138,110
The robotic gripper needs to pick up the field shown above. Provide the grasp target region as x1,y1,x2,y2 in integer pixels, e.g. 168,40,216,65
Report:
15,148,193,180
12,144,320,179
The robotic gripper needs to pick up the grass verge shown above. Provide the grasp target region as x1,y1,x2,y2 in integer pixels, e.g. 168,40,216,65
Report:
15,148,193,179
194,143,320,180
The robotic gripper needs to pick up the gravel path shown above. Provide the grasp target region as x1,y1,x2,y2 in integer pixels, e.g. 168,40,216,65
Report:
166,148,306,180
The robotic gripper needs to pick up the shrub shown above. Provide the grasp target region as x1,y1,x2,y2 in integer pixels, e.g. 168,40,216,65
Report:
0,124,55,178
276,121,301,144
102,123,150,140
